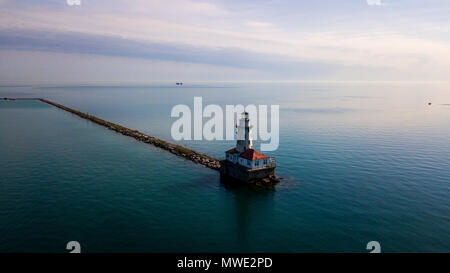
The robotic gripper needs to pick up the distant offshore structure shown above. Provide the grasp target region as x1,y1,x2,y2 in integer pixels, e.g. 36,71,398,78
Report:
176,82,183,86
220,112,279,185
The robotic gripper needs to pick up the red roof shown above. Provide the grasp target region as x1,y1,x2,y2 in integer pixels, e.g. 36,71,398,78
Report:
226,148,238,154
239,149,269,161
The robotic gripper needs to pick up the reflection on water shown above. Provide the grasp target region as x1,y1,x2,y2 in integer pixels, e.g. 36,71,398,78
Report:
220,178,275,249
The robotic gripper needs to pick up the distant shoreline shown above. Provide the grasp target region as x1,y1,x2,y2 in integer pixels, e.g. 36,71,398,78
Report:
2,97,42,100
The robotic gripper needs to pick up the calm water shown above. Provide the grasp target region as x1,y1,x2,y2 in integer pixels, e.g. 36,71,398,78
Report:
0,82,449,252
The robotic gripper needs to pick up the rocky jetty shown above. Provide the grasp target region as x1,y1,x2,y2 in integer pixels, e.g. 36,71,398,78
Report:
39,99,221,171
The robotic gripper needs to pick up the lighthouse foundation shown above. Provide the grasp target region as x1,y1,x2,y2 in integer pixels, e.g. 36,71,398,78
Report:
219,160,278,184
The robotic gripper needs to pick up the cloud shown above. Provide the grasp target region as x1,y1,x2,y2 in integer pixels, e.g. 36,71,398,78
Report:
0,0,449,82
0,49,274,84
3,6,448,71
244,20,274,28
0,27,338,77
366,0,382,6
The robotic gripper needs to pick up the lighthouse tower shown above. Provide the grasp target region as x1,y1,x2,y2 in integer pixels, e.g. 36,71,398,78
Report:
235,112,253,153
222,111,276,182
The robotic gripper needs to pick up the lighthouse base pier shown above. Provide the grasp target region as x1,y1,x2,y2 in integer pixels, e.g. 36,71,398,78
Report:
219,160,279,185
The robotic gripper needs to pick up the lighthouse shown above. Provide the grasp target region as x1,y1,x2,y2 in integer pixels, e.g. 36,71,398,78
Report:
220,112,278,184
236,112,252,152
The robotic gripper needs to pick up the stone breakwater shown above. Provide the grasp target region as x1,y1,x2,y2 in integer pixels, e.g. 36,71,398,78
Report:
38,98,221,171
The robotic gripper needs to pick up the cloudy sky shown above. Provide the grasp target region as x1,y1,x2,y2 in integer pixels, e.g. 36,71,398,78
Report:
1,0,449,84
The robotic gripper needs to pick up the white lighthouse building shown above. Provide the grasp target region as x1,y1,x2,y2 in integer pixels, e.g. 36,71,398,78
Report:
224,112,275,170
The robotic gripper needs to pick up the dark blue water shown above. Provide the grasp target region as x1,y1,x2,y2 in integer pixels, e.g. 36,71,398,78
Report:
0,82,449,252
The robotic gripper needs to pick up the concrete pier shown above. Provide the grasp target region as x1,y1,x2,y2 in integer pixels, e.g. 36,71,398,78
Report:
219,160,279,185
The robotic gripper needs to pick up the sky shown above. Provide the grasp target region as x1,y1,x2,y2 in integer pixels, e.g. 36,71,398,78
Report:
0,0,450,84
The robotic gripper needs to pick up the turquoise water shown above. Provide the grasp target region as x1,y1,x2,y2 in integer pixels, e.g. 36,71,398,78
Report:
0,82,449,252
